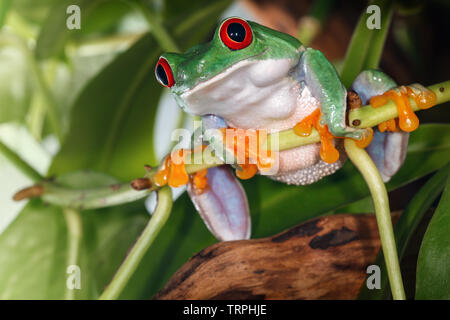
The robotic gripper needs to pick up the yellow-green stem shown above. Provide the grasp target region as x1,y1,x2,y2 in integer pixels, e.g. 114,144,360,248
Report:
63,208,82,300
349,81,450,129
137,2,180,53
344,139,405,300
99,187,172,300
12,81,450,210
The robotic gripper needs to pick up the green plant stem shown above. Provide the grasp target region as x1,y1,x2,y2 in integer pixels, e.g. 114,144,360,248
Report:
0,140,43,182
359,162,450,299
344,139,405,300
137,3,180,52
349,81,450,129
28,50,63,142
99,186,172,300
12,81,450,209
267,81,450,148
41,180,152,210
63,208,82,300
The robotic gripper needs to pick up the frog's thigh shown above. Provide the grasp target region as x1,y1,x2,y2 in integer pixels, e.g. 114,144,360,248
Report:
272,153,346,185
272,143,346,185
277,143,321,172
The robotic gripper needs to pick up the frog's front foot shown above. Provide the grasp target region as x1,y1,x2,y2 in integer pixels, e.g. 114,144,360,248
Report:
370,84,437,132
220,128,277,180
153,149,191,188
294,109,373,164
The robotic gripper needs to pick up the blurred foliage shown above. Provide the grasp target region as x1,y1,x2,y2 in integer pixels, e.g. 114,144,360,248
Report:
0,171,149,299
416,175,450,299
0,0,448,300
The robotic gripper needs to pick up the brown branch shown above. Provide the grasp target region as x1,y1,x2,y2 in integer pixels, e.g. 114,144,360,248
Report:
154,212,400,300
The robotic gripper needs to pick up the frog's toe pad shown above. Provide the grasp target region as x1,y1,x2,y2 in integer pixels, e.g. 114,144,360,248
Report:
353,127,374,148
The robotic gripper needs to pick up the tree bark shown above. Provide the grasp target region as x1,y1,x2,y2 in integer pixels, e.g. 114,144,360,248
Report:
155,213,399,300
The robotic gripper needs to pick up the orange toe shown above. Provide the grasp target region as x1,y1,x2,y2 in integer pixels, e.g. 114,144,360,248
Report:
190,168,208,194
236,164,258,180
317,122,340,163
353,127,374,148
378,119,397,132
294,109,320,137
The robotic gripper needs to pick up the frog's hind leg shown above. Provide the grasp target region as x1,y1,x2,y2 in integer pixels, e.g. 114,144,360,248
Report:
187,165,251,241
299,48,372,141
351,70,409,182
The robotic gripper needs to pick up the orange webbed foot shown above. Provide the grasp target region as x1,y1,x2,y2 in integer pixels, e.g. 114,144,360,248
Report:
294,109,341,163
370,84,436,132
294,109,320,137
153,149,190,188
221,128,277,180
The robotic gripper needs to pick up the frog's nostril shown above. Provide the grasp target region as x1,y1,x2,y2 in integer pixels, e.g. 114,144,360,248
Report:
155,57,174,88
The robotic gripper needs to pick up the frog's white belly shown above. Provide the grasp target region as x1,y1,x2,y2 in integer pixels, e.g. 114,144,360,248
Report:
181,58,316,131
181,58,344,184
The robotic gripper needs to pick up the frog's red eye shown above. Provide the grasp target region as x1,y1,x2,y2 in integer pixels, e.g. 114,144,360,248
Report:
219,18,252,50
155,57,174,88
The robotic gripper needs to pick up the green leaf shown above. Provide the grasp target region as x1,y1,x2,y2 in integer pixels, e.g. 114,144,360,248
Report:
416,172,450,299
0,170,149,299
0,199,67,299
49,33,162,181
340,0,393,88
49,0,231,181
358,162,450,299
35,0,135,60
122,124,450,298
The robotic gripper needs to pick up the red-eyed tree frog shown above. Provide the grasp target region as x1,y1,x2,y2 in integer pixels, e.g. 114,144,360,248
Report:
153,17,434,241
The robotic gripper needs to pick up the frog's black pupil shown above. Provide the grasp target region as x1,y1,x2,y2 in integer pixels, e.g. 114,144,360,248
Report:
156,64,168,86
227,22,246,42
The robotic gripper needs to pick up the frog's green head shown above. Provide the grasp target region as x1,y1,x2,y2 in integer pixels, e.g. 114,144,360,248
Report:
154,17,303,113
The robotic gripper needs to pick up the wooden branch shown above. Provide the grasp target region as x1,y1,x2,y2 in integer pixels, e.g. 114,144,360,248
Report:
154,212,400,300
